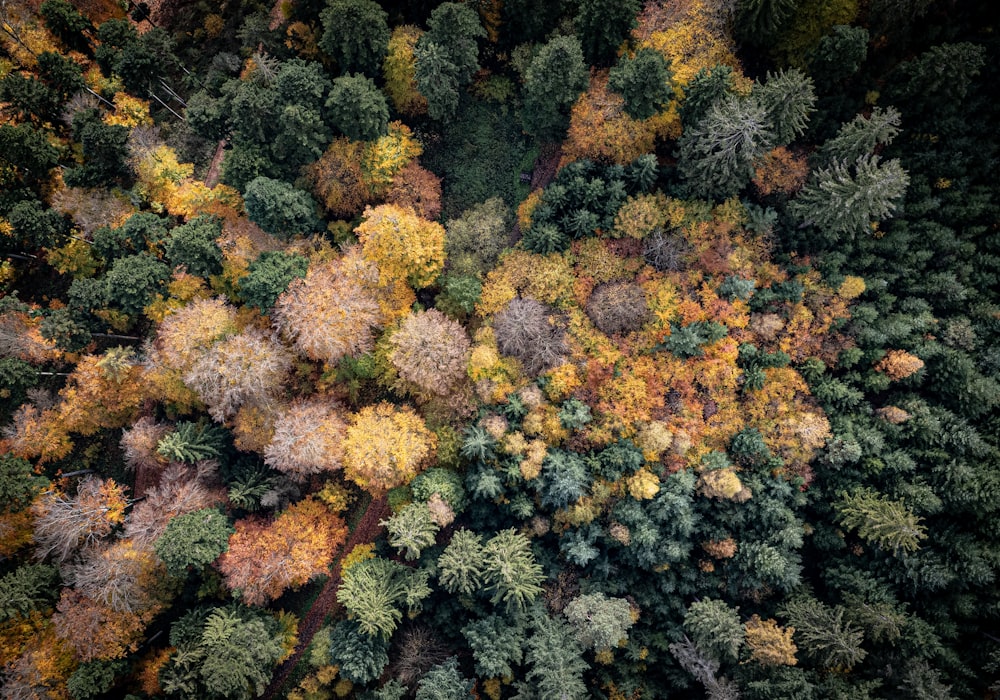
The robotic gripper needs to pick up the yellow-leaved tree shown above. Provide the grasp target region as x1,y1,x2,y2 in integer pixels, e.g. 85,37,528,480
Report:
342,402,437,493
355,204,446,289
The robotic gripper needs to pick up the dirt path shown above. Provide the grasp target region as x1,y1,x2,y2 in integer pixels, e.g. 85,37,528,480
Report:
204,139,227,188
261,495,391,700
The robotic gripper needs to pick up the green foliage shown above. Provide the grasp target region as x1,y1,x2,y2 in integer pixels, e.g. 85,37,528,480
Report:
679,65,736,129
540,449,590,509
781,596,867,669
319,0,390,76
522,609,588,699
789,154,909,240
422,2,485,86
154,509,234,578
886,42,986,116
753,69,815,147
414,41,461,121
684,598,744,662
326,74,389,141
384,502,440,561
435,274,482,319
658,321,728,358
64,120,130,187
329,620,390,684
104,253,170,317
609,49,674,121
39,308,92,352
411,468,466,512
0,359,39,425
0,72,60,123
735,0,799,45
67,659,126,700
574,0,641,66
818,107,901,166
521,35,590,142
483,529,545,611
164,215,224,278
678,93,773,200
93,213,170,263
836,487,927,554
718,275,756,301
462,613,526,677
444,198,510,278
0,563,58,622
238,251,308,312
39,0,92,52
414,657,474,700
243,177,322,240
338,557,431,638
0,123,59,186
437,528,486,595
563,592,635,650
185,90,230,141
7,198,66,249
558,398,592,430
226,462,278,512
808,25,869,85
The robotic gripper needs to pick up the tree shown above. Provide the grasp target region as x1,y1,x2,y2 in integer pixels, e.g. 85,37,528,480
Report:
194,606,285,700
264,399,347,480
326,73,389,141
677,93,773,200
104,253,170,318
422,2,485,85
39,0,92,53
669,636,740,700
415,657,474,700
272,256,384,365
64,120,130,187
744,614,798,666
0,453,48,514
0,72,61,123
328,620,390,684
337,556,431,637
92,212,170,263
609,48,674,120
0,563,59,622
243,177,322,239
753,68,815,147
808,25,869,86
886,42,986,116
387,309,471,399
66,659,126,700
183,329,293,421
53,589,146,661
818,106,901,165
154,508,233,578
493,297,568,375
483,529,545,611
781,596,866,670
37,51,85,99
384,25,428,116
356,203,446,288
0,123,59,186
0,358,39,425
463,613,525,677
586,282,649,335
238,251,308,313
684,598,744,662
414,40,461,121
836,487,926,554
563,593,635,651
384,502,440,561
32,478,129,563
342,402,437,492
521,35,589,142
319,0,390,76
163,215,223,278
575,0,641,65
789,154,909,240
522,610,588,699
438,528,486,595
218,498,347,605
443,197,509,277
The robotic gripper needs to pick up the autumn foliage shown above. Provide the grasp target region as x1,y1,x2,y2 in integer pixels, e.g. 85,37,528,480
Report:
342,402,437,493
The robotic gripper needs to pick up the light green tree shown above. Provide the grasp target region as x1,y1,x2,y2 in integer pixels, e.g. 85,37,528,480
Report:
683,598,744,662
338,557,431,637
437,528,486,595
383,502,440,561
818,107,901,165
154,509,233,578
835,487,927,554
483,529,545,611
781,596,867,670
563,593,635,651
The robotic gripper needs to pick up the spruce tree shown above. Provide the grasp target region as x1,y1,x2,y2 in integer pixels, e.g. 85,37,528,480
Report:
521,35,589,142
608,48,674,120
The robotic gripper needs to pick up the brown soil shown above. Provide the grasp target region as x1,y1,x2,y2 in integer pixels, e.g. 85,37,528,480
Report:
204,139,227,188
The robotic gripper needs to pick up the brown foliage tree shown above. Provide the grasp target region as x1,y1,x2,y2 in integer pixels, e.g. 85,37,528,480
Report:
52,589,147,662
493,297,568,376
388,309,471,398
31,477,129,564
386,161,442,220
218,497,347,606
586,282,650,335
264,399,348,481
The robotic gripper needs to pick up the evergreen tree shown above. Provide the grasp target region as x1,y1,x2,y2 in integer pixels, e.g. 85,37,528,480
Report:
319,0,390,76
414,657,474,700
438,528,486,595
383,502,440,561
154,509,234,578
789,154,909,240
683,598,745,662
482,529,545,611
522,609,588,700
462,613,526,677
818,107,901,165
329,620,390,684
753,68,815,147
238,251,309,312
0,563,58,622
808,25,869,86
836,487,927,554
780,596,867,670
414,41,461,121
104,253,171,318
680,65,736,129
677,93,773,200
575,0,641,66
422,2,485,86
164,216,224,278
563,593,635,651
608,48,674,121
326,73,389,142
520,32,590,142
338,557,431,638
243,177,322,239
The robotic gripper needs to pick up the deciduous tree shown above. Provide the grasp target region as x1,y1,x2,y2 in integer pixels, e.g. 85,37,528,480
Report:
356,203,446,288
264,399,347,481
342,402,436,493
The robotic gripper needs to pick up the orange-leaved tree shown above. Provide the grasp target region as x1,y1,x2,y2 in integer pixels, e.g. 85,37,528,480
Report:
342,402,437,493
218,497,347,606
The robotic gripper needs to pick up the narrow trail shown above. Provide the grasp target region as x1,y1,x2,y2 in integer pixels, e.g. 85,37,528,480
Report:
204,139,227,188
261,495,391,700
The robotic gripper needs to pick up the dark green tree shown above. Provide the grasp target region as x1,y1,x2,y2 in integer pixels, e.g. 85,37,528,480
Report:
781,596,867,670
0,453,48,514
243,177,322,239
0,563,59,623
574,0,641,65
422,2,485,85
414,41,461,121
885,42,986,116
164,216,224,278
92,212,170,263
319,0,390,76
521,609,588,700
238,251,309,312
66,659,126,700
326,74,389,141
808,25,869,86
0,73,60,123
0,361,38,426
6,199,66,250
104,252,171,317
608,48,674,120
0,124,59,187
521,35,589,142
64,120,130,187
39,0,92,53
185,90,230,142
462,614,525,677
328,620,390,684
679,65,736,129
37,51,85,100
789,154,909,240
197,607,285,700
39,308,93,353
734,0,798,46
154,509,234,578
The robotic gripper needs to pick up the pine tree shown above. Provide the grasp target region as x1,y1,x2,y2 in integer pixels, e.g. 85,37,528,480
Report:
243,178,322,239
780,596,867,670
154,509,233,578
337,556,431,637
462,613,525,677
522,609,588,700
789,154,909,240
438,528,487,595
575,0,641,66
818,107,902,165
326,73,390,141
521,35,590,142
383,502,440,561
415,657,474,700
563,593,635,650
414,40,460,121
753,68,815,147
421,2,485,85
483,529,545,611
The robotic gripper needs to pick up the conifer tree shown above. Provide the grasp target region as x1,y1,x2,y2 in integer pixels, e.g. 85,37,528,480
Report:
521,35,589,142
818,107,901,165
608,48,674,121
781,596,867,670
319,0,390,76
326,74,389,141
836,487,927,554
574,0,641,66
414,40,461,121
437,528,486,595
684,598,745,662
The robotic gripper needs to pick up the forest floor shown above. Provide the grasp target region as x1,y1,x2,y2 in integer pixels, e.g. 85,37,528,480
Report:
204,139,227,187
260,494,391,700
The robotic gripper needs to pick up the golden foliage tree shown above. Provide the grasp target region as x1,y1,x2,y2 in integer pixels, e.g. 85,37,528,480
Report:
356,203,446,289
744,615,798,666
874,349,924,380
383,26,428,116
342,402,437,493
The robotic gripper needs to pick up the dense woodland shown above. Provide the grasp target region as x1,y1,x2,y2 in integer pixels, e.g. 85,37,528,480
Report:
0,0,998,698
